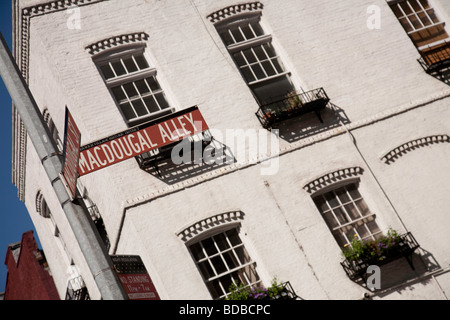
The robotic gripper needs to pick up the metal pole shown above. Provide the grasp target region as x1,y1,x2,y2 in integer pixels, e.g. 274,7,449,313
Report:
0,32,128,300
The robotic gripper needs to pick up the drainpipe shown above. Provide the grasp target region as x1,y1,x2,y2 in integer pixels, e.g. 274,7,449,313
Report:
0,32,128,300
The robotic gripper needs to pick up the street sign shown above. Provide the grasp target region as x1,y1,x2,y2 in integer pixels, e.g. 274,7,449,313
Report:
62,107,81,199
111,255,160,301
78,106,209,177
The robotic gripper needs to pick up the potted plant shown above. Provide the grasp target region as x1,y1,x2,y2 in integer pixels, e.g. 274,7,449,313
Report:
226,278,296,300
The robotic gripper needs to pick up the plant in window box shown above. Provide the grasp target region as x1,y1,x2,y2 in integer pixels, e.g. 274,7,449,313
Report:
342,228,403,264
226,279,294,300
285,91,302,111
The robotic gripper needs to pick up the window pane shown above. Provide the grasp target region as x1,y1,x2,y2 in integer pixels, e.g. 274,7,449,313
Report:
111,86,127,102
190,243,205,261
314,196,329,213
143,96,160,113
202,238,218,256
146,77,161,92
344,203,360,220
100,64,115,80
356,224,370,240
233,52,247,67
333,230,348,247
135,79,150,95
214,233,230,251
253,46,267,61
223,251,239,270
336,187,350,204
120,102,136,120
261,61,276,77
324,192,339,208
198,261,215,279
235,246,250,265
251,64,266,80
231,28,245,43
134,55,149,70
347,184,361,200
366,220,381,236
123,57,138,73
271,57,285,73
220,30,234,46
211,256,227,275
400,2,413,15
132,99,148,117
241,24,254,40
263,43,276,58
250,21,264,37
333,207,349,225
322,211,339,229
241,66,256,83
226,229,241,246
123,83,139,99
111,60,126,77
155,93,170,110
355,199,370,216
243,49,257,64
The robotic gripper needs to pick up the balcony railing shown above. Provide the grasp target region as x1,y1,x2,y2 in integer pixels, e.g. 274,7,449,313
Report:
256,88,330,129
340,232,420,282
418,41,450,73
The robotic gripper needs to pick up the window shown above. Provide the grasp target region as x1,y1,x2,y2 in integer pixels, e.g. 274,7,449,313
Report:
216,14,295,105
188,228,261,300
389,0,449,49
313,183,382,247
96,47,173,126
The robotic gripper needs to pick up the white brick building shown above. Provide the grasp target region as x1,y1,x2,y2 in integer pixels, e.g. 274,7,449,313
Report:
12,0,450,300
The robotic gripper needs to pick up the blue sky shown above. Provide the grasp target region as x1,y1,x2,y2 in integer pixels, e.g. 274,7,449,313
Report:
0,1,40,292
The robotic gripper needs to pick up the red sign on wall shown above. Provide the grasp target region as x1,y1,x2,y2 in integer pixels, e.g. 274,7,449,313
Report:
111,255,160,301
78,106,208,177
62,107,82,199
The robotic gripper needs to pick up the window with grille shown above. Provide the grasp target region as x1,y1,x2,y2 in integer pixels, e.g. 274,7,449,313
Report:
389,0,449,49
313,183,382,247
188,228,261,300
216,15,295,105
96,47,173,126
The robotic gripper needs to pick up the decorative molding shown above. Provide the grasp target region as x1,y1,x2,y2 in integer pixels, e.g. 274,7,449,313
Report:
207,2,264,23
13,0,107,201
85,32,149,55
176,211,245,242
35,191,50,218
381,135,450,164
303,167,364,194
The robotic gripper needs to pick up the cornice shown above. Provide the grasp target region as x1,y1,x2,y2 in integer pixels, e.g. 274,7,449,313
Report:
303,167,364,194
85,32,149,55
207,1,263,23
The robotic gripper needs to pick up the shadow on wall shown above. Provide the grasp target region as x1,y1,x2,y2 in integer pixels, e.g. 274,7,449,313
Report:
276,103,351,143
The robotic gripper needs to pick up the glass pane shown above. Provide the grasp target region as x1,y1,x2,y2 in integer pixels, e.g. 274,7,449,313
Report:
344,203,360,220
202,238,218,256
366,220,381,236
146,77,161,92
241,24,254,40
418,12,431,26
400,1,413,15
134,55,149,70
241,66,256,83
347,184,361,200
230,28,245,43
155,93,170,110
235,246,250,265
143,96,160,113
271,58,285,73
211,256,227,275
120,102,136,120
243,49,257,64
427,9,440,23
219,276,233,295
214,233,230,251
190,243,205,261
111,86,127,102
391,4,404,18
409,14,423,29
253,45,267,61
132,99,148,117
233,52,247,67
324,192,339,208
420,0,430,9
206,281,222,299
223,251,239,270
263,43,276,58
100,64,115,80
399,17,414,32
135,79,150,95
322,211,339,229
250,21,264,37
333,231,348,247
356,224,370,240
336,187,350,204
111,60,127,77
333,207,349,225
123,57,138,73
355,199,370,216
198,261,215,278
409,0,421,12
251,64,266,80
226,229,241,246
220,30,234,46
314,196,329,213
123,83,139,99
261,61,276,77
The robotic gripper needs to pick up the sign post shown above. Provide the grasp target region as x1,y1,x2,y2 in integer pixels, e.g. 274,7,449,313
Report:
111,255,161,301
62,107,82,200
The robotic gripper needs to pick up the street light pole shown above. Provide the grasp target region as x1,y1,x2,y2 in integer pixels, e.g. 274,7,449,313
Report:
0,32,128,300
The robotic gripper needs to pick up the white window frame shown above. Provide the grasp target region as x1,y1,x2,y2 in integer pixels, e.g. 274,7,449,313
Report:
216,13,295,105
313,182,383,248
388,0,450,50
95,45,174,126
187,227,261,300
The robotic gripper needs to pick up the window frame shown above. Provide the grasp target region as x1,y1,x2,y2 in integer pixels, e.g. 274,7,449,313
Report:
187,225,261,300
94,45,174,126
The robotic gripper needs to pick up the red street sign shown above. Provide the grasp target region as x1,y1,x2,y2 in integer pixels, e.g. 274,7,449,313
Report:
62,107,81,199
111,255,160,301
78,106,208,176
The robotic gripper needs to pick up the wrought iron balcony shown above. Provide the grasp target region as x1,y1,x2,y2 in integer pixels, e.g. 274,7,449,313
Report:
418,41,450,73
340,232,420,282
256,88,330,129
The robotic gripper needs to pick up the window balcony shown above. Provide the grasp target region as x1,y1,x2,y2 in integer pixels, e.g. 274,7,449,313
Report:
418,41,450,73
256,88,330,129
340,232,420,282
65,275,90,301
226,280,299,300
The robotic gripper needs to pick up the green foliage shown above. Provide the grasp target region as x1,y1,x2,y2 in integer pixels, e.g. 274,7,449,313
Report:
226,278,287,300
342,228,402,262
